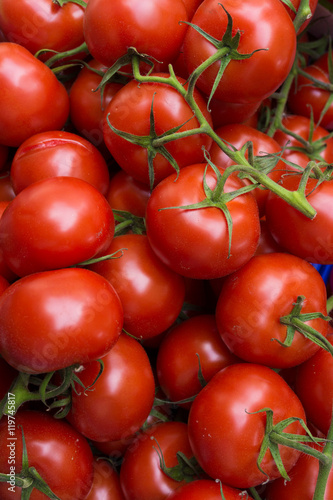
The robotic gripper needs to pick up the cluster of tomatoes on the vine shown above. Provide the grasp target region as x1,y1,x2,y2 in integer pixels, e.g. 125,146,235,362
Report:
0,0,332,499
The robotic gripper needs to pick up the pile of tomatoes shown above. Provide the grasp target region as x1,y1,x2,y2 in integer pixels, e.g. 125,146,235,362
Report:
0,0,332,499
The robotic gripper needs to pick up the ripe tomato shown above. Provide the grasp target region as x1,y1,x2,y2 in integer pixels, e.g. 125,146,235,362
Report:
156,314,241,407
0,42,69,147
10,130,110,196
294,333,333,435
0,201,17,282
103,75,213,187
182,0,296,104
215,253,329,368
165,479,255,500
68,333,155,442
106,170,151,217
0,176,115,277
265,175,333,264
88,234,185,340
0,0,87,60
209,123,291,216
145,163,260,280
69,58,124,152
188,363,307,489
182,0,204,19
288,61,333,130
273,114,333,168
85,458,125,500
0,267,123,374
265,441,333,500
83,0,188,68
0,409,94,500
119,421,196,500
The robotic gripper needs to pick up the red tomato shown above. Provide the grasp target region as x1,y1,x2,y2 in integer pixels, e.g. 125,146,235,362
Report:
288,61,333,130
215,253,329,368
265,441,333,500
106,170,151,218
0,176,115,277
156,314,241,407
188,363,307,489
255,218,285,255
273,114,333,168
165,479,255,500
0,43,69,147
209,123,291,216
0,0,87,60
119,421,196,500
103,75,213,187
69,58,124,152
85,458,125,500
88,234,186,340
294,333,333,435
0,267,123,374
0,410,94,500
209,97,262,129
145,163,260,280
265,175,333,264
10,130,110,195
0,201,17,282
83,0,188,68
182,0,296,104
181,0,204,19
68,333,155,442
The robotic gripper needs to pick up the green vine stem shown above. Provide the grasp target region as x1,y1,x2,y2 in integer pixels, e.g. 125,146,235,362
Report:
313,403,333,499
129,56,317,219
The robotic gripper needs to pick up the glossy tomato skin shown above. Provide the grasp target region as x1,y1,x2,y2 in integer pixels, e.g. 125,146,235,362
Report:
0,410,94,500
88,234,186,340
188,363,307,489
0,0,87,59
183,0,296,104
0,176,115,277
294,333,333,435
265,441,333,500
69,58,124,151
85,458,125,500
106,170,151,217
156,314,241,407
0,267,123,374
145,163,260,280
288,62,333,130
265,176,333,264
215,253,329,368
209,123,291,216
10,130,110,195
103,75,213,187
165,479,254,500
83,0,188,68
119,421,195,500
0,43,69,147
69,333,155,442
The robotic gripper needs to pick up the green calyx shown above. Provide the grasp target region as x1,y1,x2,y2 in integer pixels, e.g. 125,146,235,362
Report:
0,361,104,419
278,295,333,355
0,426,61,500
152,436,205,483
183,4,268,108
248,407,330,482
